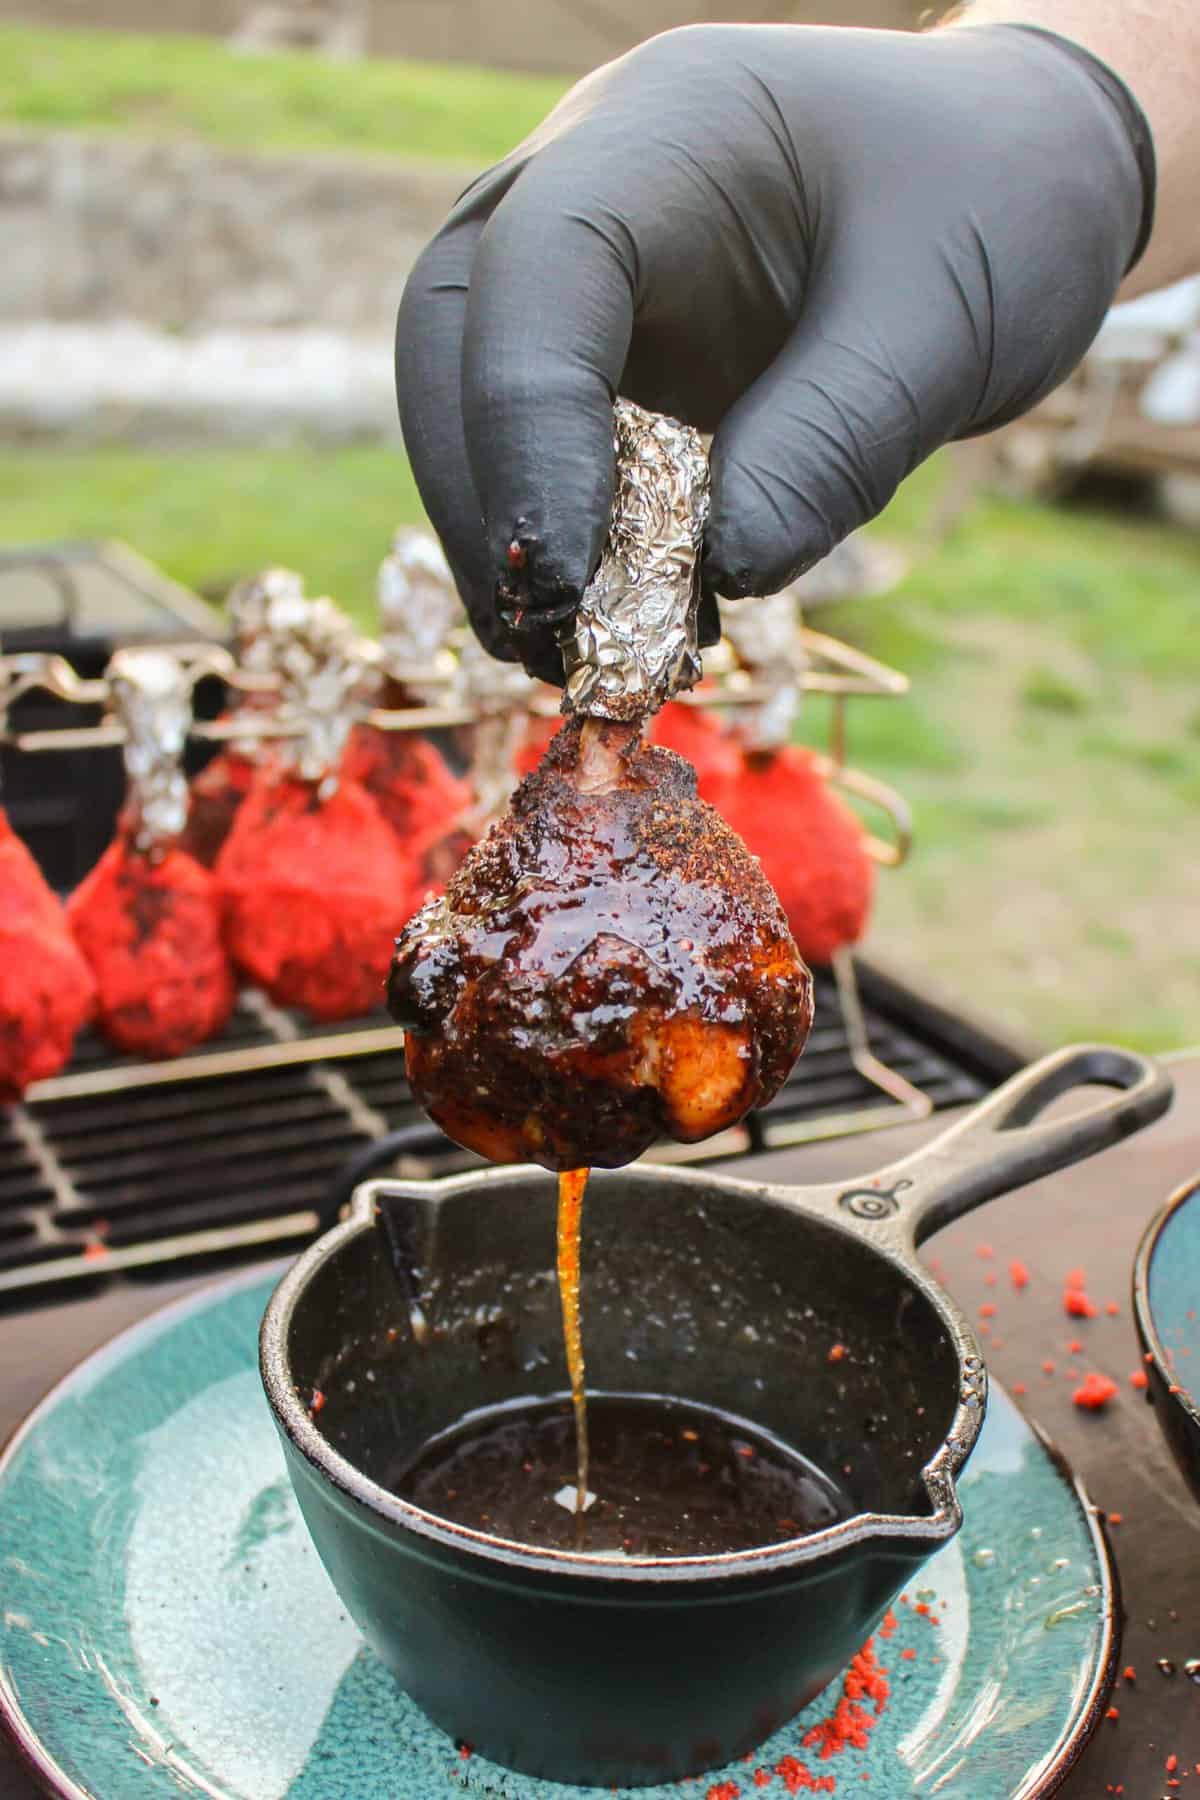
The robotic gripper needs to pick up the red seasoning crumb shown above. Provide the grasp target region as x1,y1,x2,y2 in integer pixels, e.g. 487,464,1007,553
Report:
310,1388,326,1414
1123,1665,1136,1682
707,1784,740,1800
1009,1258,1030,1290
457,1743,472,1761
1042,1360,1057,1375
81,1241,109,1261
1013,1382,1027,1396
1130,1369,1149,1390
1167,1755,1178,1773
900,1648,917,1661
754,1773,771,1789
1073,1373,1119,1411
1106,1302,1120,1317
1069,1339,1083,1354
976,1243,995,1260
774,1755,835,1794
828,1343,848,1364
1064,1288,1099,1319
1065,1267,1087,1290
1108,1512,1123,1526
1105,1705,1119,1721
879,1610,898,1639
978,1303,997,1319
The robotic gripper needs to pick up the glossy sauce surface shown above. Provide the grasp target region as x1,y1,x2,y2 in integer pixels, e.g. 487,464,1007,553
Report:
392,1392,853,1558
390,717,813,1171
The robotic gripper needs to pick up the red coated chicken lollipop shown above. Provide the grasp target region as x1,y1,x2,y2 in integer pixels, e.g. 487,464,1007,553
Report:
68,649,235,1059
710,745,874,967
712,589,874,967
216,594,416,1020
182,566,303,869
0,806,95,1097
341,527,471,866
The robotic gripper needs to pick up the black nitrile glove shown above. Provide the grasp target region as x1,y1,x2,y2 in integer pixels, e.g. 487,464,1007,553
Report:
396,22,1154,682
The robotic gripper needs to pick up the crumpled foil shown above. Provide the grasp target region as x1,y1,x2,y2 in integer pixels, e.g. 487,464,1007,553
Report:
720,588,806,750
563,400,709,721
377,528,463,683
227,566,305,671
262,593,372,789
225,567,305,756
108,648,192,851
452,633,538,829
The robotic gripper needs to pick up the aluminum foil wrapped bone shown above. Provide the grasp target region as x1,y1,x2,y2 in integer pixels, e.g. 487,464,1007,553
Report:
562,401,709,722
108,648,193,853
377,528,464,696
453,633,539,830
262,593,373,791
227,566,305,673
223,566,305,755
720,587,806,750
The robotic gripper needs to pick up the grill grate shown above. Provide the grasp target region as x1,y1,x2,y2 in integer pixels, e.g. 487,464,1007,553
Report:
0,966,1018,1304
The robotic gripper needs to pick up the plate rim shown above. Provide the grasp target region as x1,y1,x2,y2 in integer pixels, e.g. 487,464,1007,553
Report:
0,1263,1118,1800
1133,1171,1200,1422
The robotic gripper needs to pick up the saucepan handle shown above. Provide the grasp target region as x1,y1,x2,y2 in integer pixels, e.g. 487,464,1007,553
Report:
816,1045,1172,1248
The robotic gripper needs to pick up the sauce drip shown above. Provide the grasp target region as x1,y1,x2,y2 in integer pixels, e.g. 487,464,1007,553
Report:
557,1167,590,1520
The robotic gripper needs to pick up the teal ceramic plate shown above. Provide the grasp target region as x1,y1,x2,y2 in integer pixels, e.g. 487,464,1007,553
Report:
0,1267,1117,1800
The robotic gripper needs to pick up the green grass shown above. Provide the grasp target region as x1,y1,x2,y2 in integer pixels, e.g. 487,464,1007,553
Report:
0,21,568,163
0,446,423,621
2,442,1198,1054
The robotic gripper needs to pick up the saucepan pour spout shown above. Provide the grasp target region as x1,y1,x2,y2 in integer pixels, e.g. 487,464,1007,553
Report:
778,1044,1173,1250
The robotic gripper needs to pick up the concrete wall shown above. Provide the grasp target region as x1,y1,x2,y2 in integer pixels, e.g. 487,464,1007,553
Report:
0,1,931,76
1,131,465,332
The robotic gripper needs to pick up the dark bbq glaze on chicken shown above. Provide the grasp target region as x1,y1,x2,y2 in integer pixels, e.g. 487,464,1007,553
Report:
388,713,813,1172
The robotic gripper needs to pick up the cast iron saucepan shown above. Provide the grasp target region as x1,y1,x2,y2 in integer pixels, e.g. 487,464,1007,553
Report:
261,1044,1170,1787
1134,1172,1200,1503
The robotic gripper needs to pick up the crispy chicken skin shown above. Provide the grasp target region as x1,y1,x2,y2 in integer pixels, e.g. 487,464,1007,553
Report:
388,715,813,1172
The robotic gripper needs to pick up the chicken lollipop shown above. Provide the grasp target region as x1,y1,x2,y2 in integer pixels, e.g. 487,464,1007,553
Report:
216,594,416,1020
341,528,471,855
389,403,813,1171
68,649,235,1058
182,567,302,869
0,808,95,1098
713,589,874,967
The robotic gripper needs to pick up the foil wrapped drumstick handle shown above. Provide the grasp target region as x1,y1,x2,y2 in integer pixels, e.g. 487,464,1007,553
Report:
562,400,709,723
108,647,193,854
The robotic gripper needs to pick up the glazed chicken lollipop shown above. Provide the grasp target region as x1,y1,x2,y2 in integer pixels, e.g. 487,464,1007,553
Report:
389,404,813,1172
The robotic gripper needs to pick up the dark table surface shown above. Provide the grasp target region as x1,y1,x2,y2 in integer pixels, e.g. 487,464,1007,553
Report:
3,1052,1200,1798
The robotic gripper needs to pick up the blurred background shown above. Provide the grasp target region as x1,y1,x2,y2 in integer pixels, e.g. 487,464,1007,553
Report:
3,0,1200,1054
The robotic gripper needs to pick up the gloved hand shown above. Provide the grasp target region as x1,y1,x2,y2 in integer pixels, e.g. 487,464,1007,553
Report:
396,21,1154,682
